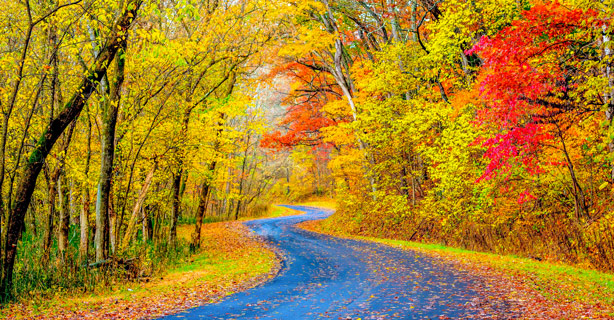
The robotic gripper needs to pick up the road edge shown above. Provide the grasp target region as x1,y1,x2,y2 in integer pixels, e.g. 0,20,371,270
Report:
296,208,614,319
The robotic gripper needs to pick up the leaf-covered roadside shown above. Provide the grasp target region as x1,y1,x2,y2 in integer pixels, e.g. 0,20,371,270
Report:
1,222,281,320
299,218,614,319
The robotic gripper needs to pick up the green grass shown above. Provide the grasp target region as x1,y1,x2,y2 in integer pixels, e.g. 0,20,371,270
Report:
269,206,291,217
172,254,210,273
268,206,300,217
168,250,273,284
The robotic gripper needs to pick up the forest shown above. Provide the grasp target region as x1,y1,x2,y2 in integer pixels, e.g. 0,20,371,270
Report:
263,0,614,273
0,0,613,315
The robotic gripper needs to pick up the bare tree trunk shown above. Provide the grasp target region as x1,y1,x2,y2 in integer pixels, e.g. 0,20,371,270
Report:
1,2,141,298
0,8,36,252
411,1,418,43
42,121,76,264
234,135,251,220
286,167,291,195
37,16,64,267
400,165,410,198
167,67,235,244
221,162,232,217
387,0,401,42
168,107,192,246
556,123,589,221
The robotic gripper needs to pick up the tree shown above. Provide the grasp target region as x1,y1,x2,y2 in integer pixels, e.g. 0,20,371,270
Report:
469,2,602,218
1,0,142,298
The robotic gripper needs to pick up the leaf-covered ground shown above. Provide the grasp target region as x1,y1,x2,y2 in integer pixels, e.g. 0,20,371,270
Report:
299,218,614,319
2,221,282,320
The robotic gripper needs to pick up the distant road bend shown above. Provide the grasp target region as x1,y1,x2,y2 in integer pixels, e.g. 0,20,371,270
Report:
162,206,517,319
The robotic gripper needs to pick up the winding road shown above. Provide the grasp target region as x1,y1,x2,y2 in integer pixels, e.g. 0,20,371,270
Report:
162,206,517,319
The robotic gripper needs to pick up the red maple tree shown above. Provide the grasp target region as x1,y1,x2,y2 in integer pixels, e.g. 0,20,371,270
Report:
469,2,601,182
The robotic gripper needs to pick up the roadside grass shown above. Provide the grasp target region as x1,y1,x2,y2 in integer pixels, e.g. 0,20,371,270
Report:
300,215,614,316
2,220,280,319
265,205,299,218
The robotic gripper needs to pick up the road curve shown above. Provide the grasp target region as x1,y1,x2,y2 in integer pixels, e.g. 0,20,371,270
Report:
162,206,516,319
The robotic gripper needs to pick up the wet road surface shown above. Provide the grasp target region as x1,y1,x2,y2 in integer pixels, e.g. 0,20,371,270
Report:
162,206,516,319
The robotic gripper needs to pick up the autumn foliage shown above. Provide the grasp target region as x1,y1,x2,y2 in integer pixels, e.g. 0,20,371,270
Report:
1,0,614,309
261,62,339,150
471,2,602,182
264,0,614,272
0,0,287,302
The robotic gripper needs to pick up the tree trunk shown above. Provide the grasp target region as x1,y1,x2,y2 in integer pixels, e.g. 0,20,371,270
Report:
41,122,76,264
556,123,589,221
0,18,36,262
42,177,58,265
234,135,250,220
168,108,191,246
141,206,151,243
400,166,410,197
192,170,214,250
79,106,92,264
69,179,77,225
95,36,128,262
120,162,157,252
192,113,227,249
1,2,141,299
323,0,377,199
109,195,117,254
80,188,90,264
168,78,216,245
168,169,182,246
58,174,70,263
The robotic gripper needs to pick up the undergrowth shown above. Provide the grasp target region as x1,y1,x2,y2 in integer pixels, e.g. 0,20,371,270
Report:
3,218,280,319
10,227,192,305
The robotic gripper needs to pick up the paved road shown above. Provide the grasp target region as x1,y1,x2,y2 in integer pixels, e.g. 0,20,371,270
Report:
163,206,515,319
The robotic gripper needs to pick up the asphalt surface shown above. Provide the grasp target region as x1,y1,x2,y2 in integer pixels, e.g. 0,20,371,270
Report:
162,205,516,319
